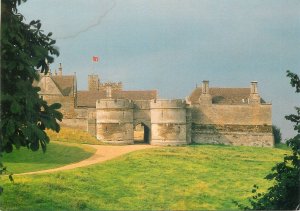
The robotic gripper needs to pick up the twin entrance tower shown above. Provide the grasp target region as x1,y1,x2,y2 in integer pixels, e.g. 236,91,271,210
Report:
97,98,191,145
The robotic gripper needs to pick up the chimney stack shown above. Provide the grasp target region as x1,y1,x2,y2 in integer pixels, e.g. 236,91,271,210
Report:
250,81,258,94
249,81,260,104
199,80,212,104
106,86,112,98
202,80,209,94
58,63,62,76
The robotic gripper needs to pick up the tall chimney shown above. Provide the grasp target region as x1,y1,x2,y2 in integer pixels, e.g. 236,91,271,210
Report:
249,81,260,104
199,80,212,104
250,81,258,94
58,63,62,76
106,86,112,98
202,80,209,94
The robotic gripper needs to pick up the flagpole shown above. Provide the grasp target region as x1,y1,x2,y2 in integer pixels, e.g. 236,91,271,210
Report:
92,56,99,75
92,57,94,74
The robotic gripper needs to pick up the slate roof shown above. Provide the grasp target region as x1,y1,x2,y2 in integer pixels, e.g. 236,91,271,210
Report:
77,91,106,107
188,87,252,105
113,90,157,101
51,75,75,96
77,90,157,107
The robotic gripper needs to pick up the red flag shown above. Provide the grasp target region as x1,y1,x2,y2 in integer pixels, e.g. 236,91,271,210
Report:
92,56,99,62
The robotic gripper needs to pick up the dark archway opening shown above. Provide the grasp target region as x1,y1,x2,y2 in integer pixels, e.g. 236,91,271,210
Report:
134,123,150,144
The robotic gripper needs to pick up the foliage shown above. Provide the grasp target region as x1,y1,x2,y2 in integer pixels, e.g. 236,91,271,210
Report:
46,127,103,145
272,125,282,144
240,71,300,210
1,0,62,192
0,145,289,210
275,143,291,150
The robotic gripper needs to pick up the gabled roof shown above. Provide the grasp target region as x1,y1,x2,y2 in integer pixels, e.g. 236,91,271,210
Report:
51,75,75,96
188,87,251,105
77,90,157,107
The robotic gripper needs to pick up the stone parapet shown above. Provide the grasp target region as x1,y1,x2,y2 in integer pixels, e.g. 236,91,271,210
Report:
96,99,134,109
133,100,151,110
150,99,186,109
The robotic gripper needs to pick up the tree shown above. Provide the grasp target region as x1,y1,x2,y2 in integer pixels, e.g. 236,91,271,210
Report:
0,0,62,192
239,71,300,210
272,125,282,145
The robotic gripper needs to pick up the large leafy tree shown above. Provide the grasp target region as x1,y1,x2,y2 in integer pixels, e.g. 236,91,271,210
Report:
240,71,300,210
0,0,62,184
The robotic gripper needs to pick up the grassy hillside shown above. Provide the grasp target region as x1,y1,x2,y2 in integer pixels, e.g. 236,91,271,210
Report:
0,144,289,210
1,142,95,174
46,127,102,145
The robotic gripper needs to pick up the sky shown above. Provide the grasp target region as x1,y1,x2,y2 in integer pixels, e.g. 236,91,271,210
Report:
19,0,300,139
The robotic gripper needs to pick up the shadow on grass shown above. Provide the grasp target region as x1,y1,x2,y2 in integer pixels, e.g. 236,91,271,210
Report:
2,144,92,165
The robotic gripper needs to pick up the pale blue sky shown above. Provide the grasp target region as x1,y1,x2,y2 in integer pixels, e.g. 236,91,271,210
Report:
20,0,300,139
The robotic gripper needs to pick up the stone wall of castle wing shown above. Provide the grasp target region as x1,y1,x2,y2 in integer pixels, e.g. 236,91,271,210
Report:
191,103,274,147
87,108,96,136
191,104,272,125
41,95,76,119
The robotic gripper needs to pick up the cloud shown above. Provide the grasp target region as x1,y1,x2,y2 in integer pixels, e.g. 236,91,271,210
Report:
20,0,117,40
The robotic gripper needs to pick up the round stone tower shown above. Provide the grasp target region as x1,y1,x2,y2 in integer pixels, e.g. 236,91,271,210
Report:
96,99,134,144
150,99,188,145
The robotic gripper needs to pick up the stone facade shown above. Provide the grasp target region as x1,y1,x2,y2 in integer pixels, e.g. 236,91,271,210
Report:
35,64,274,147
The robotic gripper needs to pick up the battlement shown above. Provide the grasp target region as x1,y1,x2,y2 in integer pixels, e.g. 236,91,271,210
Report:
133,100,151,110
150,99,187,109
96,99,134,109
100,82,123,91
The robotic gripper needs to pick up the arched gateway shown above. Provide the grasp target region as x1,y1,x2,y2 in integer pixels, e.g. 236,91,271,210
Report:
96,99,190,145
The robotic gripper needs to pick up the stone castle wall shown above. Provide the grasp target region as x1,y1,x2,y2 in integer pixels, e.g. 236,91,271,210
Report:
191,103,273,147
191,104,272,125
54,95,273,147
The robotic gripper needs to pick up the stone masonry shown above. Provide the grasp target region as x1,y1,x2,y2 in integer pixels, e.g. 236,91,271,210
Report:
35,64,274,147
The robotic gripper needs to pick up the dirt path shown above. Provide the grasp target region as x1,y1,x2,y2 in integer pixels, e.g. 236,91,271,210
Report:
16,144,157,176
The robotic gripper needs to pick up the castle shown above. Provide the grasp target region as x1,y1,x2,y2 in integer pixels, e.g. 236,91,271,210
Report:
35,64,274,147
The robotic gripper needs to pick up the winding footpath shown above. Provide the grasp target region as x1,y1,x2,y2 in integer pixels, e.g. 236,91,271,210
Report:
16,144,157,176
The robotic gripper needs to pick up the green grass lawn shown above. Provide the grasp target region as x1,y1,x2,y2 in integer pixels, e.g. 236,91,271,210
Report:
1,141,95,174
0,144,290,210
47,127,103,145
